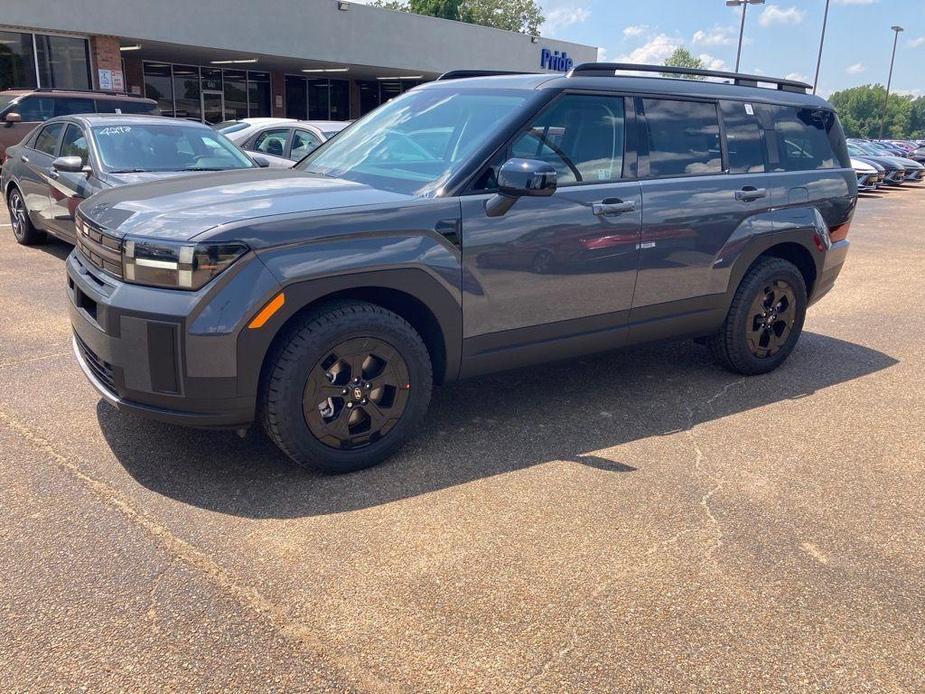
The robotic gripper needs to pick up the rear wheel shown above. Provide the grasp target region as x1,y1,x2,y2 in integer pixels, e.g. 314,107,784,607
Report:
7,187,45,245
260,301,433,473
709,257,807,375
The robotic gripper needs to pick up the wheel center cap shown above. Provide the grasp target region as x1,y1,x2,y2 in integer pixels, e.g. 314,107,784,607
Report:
352,386,364,400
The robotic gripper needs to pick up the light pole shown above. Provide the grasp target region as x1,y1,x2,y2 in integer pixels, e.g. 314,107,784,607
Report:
879,25,903,139
813,0,831,94
726,0,765,73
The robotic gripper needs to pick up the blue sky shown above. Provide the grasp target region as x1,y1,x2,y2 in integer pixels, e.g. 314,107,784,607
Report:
538,0,925,97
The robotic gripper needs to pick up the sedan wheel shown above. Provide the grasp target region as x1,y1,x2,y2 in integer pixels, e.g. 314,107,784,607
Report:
7,187,45,245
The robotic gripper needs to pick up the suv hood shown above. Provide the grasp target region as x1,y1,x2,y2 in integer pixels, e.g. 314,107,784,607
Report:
79,169,412,241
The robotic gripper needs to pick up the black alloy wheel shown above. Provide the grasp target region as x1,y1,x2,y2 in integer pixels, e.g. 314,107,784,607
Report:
303,337,411,450
746,279,797,359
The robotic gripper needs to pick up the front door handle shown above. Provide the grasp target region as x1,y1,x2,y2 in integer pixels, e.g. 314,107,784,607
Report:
46,169,59,180
592,198,636,216
20,155,29,163
735,186,767,202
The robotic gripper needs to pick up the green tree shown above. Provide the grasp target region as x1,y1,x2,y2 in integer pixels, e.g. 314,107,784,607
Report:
661,48,706,79
828,84,915,139
908,96,925,139
372,0,544,34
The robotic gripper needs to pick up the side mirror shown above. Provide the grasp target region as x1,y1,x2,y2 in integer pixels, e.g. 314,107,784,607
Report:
486,158,557,217
4,112,21,125
252,155,270,168
52,156,86,174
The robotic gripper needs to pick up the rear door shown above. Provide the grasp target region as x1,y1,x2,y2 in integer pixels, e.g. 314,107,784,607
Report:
460,92,642,368
631,96,774,334
19,121,65,226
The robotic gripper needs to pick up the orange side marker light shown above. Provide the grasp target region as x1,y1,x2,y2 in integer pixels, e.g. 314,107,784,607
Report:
248,292,285,329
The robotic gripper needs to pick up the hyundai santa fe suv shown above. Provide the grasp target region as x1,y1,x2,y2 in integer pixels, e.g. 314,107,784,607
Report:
67,63,856,473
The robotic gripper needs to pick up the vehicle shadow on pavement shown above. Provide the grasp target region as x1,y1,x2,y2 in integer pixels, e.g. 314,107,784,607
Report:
32,238,73,261
98,332,897,518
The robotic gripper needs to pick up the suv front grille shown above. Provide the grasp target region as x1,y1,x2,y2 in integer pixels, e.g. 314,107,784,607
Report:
75,216,123,279
74,331,117,395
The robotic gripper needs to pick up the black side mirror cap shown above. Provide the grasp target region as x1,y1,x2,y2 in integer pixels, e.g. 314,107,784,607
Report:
252,155,270,168
486,158,557,217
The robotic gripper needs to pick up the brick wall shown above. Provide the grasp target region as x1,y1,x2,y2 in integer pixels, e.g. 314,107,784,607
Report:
89,35,124,91
271,71,285,117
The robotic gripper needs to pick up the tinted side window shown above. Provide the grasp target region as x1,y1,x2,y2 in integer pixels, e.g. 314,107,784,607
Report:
291,129,322,160
510,94,626,185
642,98,721,177
60,124,89,163
767,106,848,172
33,122,64,155
720,100,765,174
52,97,94,117
15,96,55,122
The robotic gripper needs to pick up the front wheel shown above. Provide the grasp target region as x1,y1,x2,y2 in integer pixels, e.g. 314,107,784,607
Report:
260,301,433,473
7,187,46,245
709,257,807,375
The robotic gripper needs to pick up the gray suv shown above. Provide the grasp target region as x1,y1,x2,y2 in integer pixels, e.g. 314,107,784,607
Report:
67,63,856,473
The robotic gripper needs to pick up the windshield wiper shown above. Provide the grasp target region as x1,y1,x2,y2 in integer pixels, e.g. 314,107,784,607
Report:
108,168,147,173
177,166,227,171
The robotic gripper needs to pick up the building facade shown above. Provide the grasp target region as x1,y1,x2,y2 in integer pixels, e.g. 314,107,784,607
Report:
1,0,597,123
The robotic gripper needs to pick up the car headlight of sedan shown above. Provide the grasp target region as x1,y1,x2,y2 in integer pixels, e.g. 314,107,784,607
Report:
123,238,248,290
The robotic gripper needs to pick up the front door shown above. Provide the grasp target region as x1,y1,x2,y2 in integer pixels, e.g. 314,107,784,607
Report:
201,91,224,125
460,93,641,374
46,123,99,241
20,121,65,227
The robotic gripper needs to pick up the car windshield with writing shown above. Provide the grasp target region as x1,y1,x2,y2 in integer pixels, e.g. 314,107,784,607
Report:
297,88,531,195
92,123,255,173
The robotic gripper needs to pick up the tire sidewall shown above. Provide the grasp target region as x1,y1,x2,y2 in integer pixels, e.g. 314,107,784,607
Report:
8,188,26,243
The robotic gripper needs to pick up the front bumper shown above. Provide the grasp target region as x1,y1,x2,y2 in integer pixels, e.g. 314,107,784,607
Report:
67,248,280,428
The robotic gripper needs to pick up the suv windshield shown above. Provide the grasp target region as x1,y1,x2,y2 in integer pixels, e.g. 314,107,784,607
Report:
92,123,254,172
297,88,531,195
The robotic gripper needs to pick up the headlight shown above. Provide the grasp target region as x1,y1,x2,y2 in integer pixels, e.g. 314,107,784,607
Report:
123,238,248,290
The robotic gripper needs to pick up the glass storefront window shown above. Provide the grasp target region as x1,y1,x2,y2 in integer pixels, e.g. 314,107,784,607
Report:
0,30,38,91
223,69,247,120
307,79,329,120
143,63,174,116
329,79,349,120
358,81,379,117
285,76,307,120
173,65,200,121
34,34,90,89
247,71,271,118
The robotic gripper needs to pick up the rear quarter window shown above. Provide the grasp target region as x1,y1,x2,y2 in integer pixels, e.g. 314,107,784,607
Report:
720,100,766,174
766,105,849,172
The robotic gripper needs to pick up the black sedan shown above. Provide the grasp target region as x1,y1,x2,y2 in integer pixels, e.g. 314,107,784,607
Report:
2,114,261,246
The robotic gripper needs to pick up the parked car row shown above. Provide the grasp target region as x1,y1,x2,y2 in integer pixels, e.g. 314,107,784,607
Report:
848,137,925,191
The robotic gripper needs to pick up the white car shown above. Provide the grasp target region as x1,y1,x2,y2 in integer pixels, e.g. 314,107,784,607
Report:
214,118,350,168
851,158,880,192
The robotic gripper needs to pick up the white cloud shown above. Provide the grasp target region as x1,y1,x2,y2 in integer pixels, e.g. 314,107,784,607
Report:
617,34,680,65
698,53,727,71
692,25,737,47
895,88,924,98
785,72,809,82
623,25,649,38
909,37,925,48
543,5,591,35
759,6,806,27
846,63,865,75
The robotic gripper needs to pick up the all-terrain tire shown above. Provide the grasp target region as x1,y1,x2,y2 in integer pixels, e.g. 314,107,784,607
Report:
260,300,433,473
709,256,807,375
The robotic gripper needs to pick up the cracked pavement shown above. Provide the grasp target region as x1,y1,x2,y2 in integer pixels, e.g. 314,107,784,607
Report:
0,187,923,691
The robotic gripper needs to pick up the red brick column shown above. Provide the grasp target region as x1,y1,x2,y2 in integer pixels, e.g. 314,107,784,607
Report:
271,71,285,117
89,35,124,91
122,55,144,96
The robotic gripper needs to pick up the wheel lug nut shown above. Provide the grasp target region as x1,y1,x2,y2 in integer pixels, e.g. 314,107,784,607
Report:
361,399,367,405
341,389,348,395
346,402,354,409
365,383,371,389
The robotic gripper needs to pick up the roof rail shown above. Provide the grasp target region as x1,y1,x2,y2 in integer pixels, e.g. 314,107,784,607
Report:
437,70,534,81
33,87,147,98
566,63,811,94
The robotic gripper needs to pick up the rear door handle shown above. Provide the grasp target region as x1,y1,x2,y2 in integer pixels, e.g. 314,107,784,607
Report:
593,198,636,216
735,187,767,202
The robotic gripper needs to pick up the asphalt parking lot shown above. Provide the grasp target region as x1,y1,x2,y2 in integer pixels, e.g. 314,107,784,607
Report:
1,187,923,691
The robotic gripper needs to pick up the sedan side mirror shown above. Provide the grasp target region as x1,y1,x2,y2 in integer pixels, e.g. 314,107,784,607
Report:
486,158,557,217
4,112,21,125
252,155,270,168
52,156,86,174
